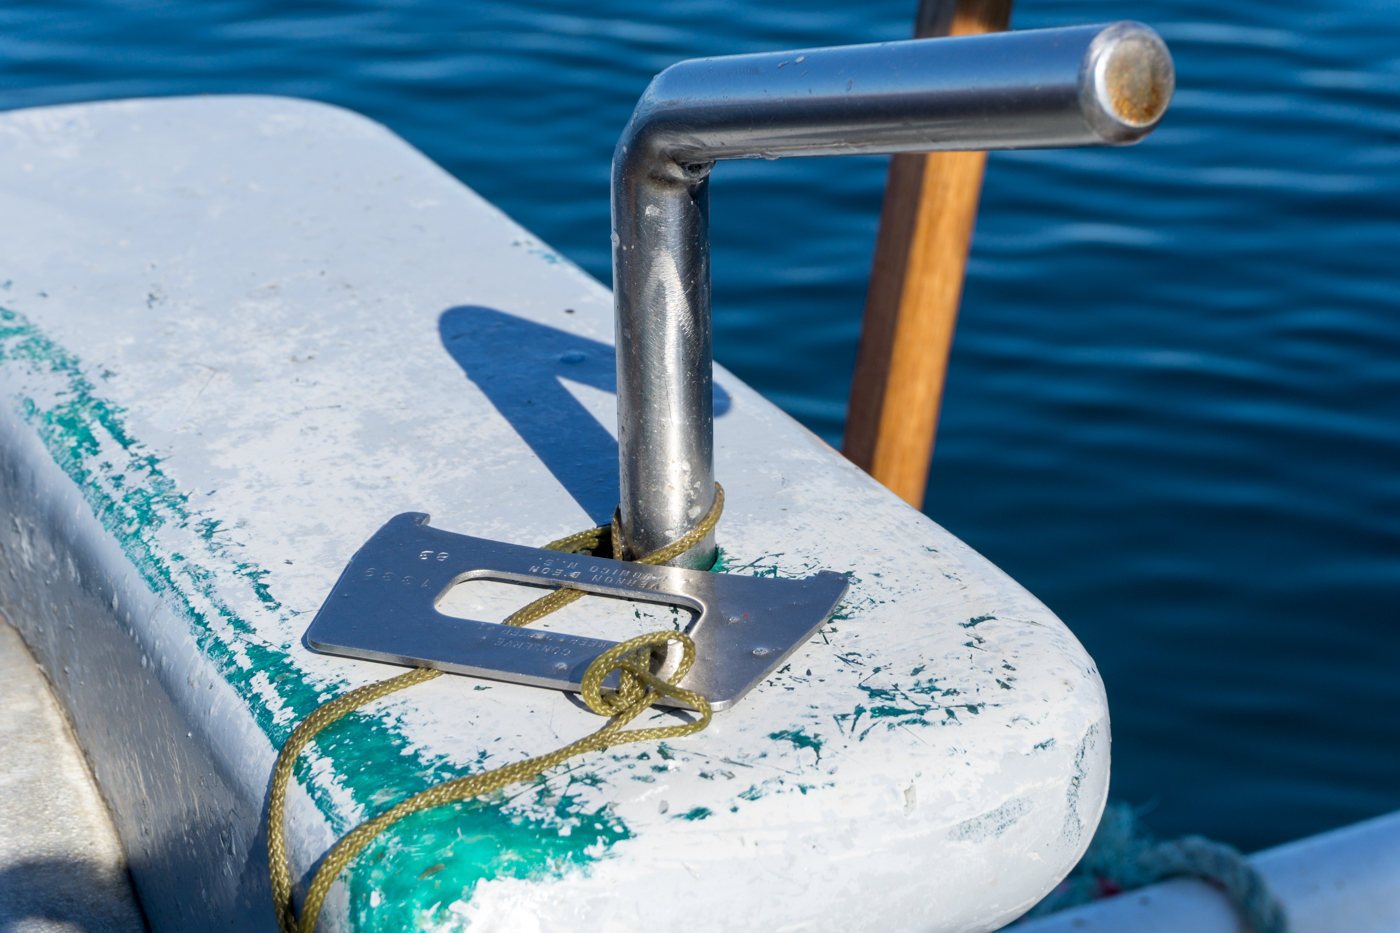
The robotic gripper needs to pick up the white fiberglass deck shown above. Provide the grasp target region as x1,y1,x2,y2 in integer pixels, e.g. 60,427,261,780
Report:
0,96,1108,933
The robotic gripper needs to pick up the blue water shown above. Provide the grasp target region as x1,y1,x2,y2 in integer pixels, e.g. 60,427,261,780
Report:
3,0,1397,855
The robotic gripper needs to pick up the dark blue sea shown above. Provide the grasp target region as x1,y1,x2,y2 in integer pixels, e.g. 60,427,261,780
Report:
3,0,1396,856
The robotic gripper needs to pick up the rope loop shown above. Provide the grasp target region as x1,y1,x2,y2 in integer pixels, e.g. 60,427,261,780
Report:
579,630,708,727
268,485,724,932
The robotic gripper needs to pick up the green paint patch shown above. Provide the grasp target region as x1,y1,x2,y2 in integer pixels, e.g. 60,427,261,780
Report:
768,728,823,762
349,784,629,932
723,553,789,579
678,807,712,821
732,776,833,809
722,552,838,584
0,305,631,923
832,672,989,740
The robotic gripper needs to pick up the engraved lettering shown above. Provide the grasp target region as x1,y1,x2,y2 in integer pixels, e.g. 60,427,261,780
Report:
437,552,449,562
418,550,434,560
491,636,572,656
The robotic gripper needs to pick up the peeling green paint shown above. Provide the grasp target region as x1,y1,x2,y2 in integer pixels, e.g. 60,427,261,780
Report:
768,727,823,762
0,305,629,927
678,807,712,821
732,776,831,808
349,783,630,932
723,553,790,578
832,672,991,740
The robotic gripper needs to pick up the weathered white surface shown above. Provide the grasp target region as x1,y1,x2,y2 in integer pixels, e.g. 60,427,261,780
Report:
1012,809,1400,933
0,95,1109,933
0,617,148,933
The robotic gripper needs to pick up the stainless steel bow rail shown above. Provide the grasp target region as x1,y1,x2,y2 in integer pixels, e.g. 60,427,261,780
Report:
308,22,1171,706
613,21,1174,569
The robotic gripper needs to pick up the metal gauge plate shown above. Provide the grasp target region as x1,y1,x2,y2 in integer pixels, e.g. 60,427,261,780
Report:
305,513,849,711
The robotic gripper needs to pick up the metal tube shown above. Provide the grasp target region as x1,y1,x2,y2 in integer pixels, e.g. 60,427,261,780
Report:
612,22,1173,567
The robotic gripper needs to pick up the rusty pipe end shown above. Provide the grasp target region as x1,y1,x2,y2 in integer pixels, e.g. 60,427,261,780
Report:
1082,22,1175,144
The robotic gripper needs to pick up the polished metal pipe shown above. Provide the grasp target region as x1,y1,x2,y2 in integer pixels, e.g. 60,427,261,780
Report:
612,21,1173,567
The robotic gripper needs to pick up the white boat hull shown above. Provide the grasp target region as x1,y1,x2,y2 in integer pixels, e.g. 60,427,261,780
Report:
0,95,1110,932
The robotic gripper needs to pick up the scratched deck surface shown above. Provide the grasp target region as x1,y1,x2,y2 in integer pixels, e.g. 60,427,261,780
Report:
0,96,1106,933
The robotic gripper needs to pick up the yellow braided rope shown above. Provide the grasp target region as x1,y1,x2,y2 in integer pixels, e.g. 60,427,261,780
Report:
500,483,724,626
268,484,724,933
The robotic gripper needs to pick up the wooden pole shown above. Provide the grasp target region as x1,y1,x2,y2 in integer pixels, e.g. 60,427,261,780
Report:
843,0,1014,507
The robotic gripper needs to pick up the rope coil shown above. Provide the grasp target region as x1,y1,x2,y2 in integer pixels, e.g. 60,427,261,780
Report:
268,484,724,933
1023,801,1290,933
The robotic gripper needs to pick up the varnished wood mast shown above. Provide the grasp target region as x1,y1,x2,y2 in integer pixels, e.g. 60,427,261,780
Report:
843,0,1013,506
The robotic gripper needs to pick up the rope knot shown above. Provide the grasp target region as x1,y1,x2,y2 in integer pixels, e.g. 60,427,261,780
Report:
580,630,710,729
270,485,723,931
